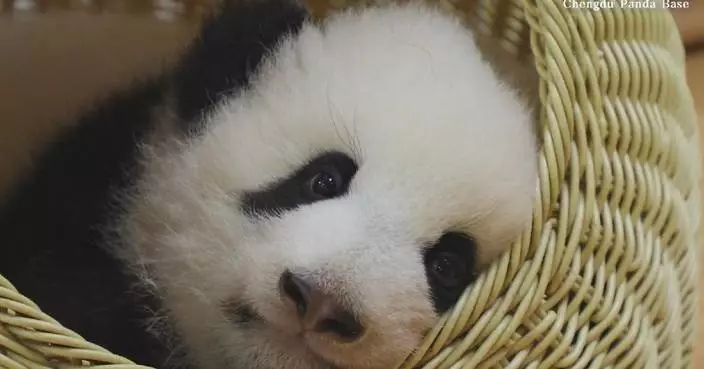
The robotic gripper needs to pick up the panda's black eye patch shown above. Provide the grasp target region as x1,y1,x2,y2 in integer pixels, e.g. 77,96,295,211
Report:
423,232,477,314
241,152,357,217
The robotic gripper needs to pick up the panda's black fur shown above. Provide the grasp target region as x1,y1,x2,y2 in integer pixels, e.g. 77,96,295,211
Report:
0,0,307,366
172,0,307,133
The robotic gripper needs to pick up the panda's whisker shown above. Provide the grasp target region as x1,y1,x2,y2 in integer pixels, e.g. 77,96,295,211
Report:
325,83,356,158
349,105,364,162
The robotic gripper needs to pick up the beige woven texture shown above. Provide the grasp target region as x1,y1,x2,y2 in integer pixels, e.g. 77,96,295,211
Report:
0,0,701,368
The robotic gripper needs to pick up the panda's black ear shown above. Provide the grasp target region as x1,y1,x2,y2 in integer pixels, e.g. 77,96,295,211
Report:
172,0,310,135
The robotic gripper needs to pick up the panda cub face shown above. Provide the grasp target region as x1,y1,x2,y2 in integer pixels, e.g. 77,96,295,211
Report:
120,3,537,369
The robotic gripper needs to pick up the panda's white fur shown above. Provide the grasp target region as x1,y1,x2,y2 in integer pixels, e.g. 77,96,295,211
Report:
112,3,538,369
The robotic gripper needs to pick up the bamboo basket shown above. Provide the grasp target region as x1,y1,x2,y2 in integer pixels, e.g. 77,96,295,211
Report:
0,0,700,368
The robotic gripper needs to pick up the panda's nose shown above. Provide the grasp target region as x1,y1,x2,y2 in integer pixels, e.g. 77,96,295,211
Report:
278,270,364,342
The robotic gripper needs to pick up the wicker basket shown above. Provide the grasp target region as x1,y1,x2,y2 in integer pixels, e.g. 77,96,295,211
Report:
0,0,700,368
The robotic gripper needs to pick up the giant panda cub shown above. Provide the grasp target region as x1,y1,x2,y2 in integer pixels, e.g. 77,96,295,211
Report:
0,0,538,368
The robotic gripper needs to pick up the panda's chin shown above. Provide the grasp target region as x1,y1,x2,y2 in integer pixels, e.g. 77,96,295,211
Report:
262,320,347,368
222,301,343,368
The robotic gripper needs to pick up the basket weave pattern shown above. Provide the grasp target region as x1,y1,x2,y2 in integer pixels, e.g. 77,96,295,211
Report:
0,0,700,368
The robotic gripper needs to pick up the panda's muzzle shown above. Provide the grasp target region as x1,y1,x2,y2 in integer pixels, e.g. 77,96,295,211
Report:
279,270,365,343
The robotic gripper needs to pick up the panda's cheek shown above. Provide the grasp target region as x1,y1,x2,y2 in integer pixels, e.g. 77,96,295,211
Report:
350,249,439,333
222,238,295,322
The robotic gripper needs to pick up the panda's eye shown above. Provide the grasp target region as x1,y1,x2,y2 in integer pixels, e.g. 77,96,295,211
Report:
306,169,343,199
428,252,467,288
241,152,358,217
423,232,477,313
